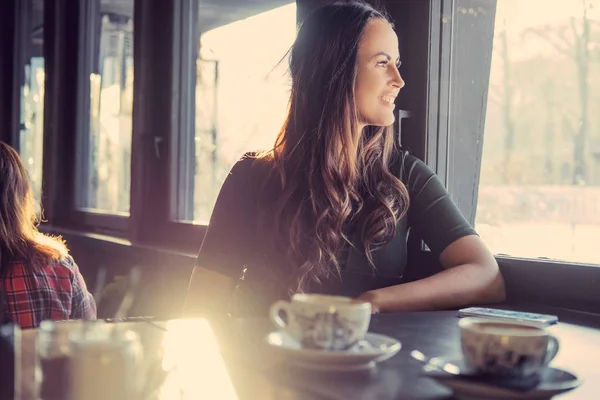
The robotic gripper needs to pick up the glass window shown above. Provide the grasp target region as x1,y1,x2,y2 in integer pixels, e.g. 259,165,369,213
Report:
18,0,45,206
475,0,600,264
177,1,296,223
77,0,134,214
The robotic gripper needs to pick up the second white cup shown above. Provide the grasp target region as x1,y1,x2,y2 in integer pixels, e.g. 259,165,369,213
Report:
459,317,560,378
269,294,372,351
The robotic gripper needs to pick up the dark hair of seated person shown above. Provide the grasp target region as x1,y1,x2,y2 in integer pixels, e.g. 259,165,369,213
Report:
186,0,505,319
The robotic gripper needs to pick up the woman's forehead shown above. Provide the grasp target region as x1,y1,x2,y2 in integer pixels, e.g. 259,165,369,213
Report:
358,19,400,61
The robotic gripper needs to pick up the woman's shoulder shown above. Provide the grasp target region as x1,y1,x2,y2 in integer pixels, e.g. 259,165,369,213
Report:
237,151,274,167
391,148,435,183
216,151,279,203
34,232,69,256
230,151,276,183
56,254,77,269
46,255,81,278
10,254,79,283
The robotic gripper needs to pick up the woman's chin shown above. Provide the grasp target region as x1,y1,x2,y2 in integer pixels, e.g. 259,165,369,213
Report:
359,113,396,128
372,116,395,127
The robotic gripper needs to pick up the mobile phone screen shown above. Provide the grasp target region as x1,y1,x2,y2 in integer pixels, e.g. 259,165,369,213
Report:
457,307,558,325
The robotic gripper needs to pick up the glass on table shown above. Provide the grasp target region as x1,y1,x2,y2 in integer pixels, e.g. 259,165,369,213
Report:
36,320,94,400
68,324,144,400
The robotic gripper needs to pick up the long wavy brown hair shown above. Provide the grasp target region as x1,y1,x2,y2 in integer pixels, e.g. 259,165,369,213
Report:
259,1,410,292
0,141,68,274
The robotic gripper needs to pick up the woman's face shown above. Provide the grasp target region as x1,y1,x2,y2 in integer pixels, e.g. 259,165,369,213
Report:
354,19,404,128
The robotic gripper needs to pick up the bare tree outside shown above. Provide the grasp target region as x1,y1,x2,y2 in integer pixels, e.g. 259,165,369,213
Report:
523,0,600,185
476,0,600,264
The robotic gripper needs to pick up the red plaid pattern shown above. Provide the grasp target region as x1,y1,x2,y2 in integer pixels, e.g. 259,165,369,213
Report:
1,256,96,329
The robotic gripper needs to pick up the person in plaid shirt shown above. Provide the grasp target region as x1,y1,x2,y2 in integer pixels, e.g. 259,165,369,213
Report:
0,142,96,329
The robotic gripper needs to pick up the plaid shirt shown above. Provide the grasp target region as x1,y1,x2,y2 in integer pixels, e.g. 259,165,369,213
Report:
1,256,96,329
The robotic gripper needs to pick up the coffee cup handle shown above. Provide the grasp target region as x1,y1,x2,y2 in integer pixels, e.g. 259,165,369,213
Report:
269,300,291,330
544,335,560,364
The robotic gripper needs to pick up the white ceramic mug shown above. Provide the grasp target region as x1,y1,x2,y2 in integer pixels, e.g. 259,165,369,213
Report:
269,294,372,351
459,317,560,378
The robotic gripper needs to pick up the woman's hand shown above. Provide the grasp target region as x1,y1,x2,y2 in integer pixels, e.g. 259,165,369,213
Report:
355,290,383,314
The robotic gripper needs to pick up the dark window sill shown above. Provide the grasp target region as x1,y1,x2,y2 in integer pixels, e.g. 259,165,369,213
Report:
39,224,199,261
496,255,600,269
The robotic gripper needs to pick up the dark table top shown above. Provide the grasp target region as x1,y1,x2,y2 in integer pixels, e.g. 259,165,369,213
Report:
18,306,600,400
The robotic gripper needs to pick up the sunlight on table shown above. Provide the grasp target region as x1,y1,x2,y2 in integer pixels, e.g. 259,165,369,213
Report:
160,319,238,400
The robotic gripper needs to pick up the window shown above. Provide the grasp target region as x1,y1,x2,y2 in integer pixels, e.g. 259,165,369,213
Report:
76,0,134,215
475,0,600,264
18,0,45,205
175,1,296,224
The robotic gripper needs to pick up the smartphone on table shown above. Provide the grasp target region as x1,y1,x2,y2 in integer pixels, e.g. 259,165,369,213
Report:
457,307,559,326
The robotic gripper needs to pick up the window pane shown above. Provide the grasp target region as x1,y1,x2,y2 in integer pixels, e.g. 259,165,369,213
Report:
180,1,296,223
19,0,45,207
78,1,134,214
476,0,600,264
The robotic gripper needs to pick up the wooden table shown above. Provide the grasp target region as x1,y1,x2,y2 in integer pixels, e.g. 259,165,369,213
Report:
17,308,600,399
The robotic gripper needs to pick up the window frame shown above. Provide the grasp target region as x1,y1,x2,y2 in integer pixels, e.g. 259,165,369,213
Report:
171,0,198,223
41,0,300,253
42,0,79,227
0,0,16,144
397,0,498,226
413,0,600,311
4,0,29,148
132,0,300,252
127,0,206,252
70,0,133,235
435,0,600,268
0,0,45,149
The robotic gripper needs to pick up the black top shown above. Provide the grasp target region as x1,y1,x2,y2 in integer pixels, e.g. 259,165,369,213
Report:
196,151,476,316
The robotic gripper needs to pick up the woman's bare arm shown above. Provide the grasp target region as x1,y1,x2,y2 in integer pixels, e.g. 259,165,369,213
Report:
357,235,506,312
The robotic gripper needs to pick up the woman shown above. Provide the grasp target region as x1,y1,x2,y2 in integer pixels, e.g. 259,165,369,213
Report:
0,142,96,328
185,1,505,318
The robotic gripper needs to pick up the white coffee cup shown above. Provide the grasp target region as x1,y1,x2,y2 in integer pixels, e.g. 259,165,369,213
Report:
459,317,560,378
269,294,372,351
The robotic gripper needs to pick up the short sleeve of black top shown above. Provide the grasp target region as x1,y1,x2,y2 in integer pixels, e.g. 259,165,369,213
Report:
196,151,476,293
195,154,260,279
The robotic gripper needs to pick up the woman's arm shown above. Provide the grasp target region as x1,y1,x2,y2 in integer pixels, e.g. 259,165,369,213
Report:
68,257,98,320
183,155,259,319
183,266,236,319
357,234,505,312
356,153,505,312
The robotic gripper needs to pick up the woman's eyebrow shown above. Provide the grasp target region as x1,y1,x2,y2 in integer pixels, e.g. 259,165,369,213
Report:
370,51,392,60
370,52,401,65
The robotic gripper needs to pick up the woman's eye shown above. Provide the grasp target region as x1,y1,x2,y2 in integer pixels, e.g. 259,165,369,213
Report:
376,60,388,67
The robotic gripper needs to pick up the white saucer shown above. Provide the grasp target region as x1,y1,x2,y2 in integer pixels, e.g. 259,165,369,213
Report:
265,331,401,371
424,359,582,400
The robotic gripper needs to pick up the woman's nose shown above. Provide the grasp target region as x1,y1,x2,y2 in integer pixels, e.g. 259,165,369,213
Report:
390,66,405,89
